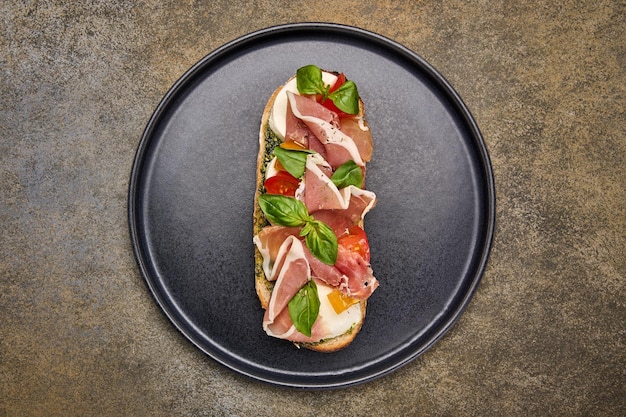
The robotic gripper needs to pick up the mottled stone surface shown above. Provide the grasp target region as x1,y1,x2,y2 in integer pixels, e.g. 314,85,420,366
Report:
1,1,624,415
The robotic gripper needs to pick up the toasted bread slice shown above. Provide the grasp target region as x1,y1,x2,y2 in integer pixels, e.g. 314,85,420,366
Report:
253,72,370,352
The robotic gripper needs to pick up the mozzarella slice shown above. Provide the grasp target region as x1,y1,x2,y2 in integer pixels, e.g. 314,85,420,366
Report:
316,281,362,338
264,157,279,180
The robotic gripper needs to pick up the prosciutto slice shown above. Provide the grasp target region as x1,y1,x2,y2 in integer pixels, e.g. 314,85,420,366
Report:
264,299,329,342
303,154,348,212
262,238,334,342
253,226,301,279
286,91,339,128
302,153,377,215
284,101,313,148
301,244,349,289
284,93,337,158
287,92,364,169
263,236,310,327
299,233,374,300
335,246,379,299
338,117,373,162
340,187,377,224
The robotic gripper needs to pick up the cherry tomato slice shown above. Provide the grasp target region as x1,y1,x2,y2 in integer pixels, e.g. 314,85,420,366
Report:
321,98,348,117
337,225,370,262
264,171,300,197
320,73,350,117
328,73,346,93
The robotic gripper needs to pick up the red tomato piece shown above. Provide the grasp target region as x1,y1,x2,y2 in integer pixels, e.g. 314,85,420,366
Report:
320,73,350,117
328,73,346,93
264,171,300,197
337,225,370,262
321,98,348,117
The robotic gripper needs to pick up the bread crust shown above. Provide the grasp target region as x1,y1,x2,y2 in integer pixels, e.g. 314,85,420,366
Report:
253,73,369,352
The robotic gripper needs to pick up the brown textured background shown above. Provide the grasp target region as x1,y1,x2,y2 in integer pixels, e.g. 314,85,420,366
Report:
1,0,624,415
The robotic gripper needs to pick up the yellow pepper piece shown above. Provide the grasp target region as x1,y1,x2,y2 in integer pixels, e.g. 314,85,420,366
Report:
279,141,307,151
274,142,308,172
327,290,359,314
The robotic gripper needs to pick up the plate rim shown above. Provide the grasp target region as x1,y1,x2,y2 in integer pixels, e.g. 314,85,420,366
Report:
128,22,495,389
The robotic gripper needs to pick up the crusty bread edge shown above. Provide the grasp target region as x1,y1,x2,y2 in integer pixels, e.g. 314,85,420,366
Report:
253,74,369,352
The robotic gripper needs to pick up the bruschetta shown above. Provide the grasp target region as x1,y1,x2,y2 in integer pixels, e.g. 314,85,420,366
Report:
253,65,378,352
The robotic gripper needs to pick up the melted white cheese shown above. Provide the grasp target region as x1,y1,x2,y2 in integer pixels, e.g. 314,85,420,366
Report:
265,157,279,180
252,233,274,280
316,281,362,338
294,178,306,202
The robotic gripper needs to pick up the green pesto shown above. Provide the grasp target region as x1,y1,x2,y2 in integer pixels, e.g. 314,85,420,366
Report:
260,123,283,187
254,123,282,293
253,205,269,235
297,324,356,349
253,123,282,236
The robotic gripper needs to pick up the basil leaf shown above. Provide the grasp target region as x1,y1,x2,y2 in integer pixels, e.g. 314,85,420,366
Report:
288,280,320,337
329,80,360,114
299,221,314,238
273,146,313,179
330,160,363,189
258,194,310,227
303,220,338,265
296,65,326,96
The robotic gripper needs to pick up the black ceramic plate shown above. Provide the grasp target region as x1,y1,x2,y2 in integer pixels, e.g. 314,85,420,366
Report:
129,23,494,389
